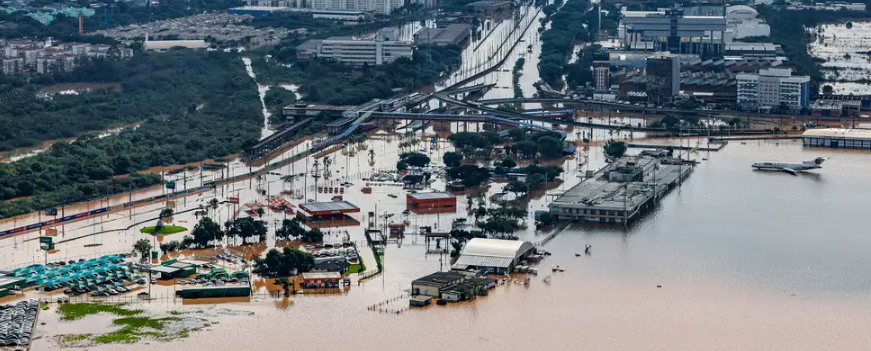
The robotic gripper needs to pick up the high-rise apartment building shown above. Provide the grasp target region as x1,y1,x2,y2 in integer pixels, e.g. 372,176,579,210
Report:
592,61,610,90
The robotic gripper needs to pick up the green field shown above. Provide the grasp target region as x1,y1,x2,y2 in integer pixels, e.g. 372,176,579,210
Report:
139,226,187,235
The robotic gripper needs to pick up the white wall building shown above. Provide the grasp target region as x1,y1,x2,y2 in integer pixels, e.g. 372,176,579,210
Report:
724,5,770,41
737,68,811,110
309,0,402,15
317,28,412,65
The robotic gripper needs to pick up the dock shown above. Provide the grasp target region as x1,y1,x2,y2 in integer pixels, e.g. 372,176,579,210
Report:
547,156,693,224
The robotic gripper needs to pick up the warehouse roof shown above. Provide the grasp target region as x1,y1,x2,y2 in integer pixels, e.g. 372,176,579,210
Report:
408,192,455,200
412,271,466,287
143,40,209,50
802,128,871,139
299,201,360,214
452,238,535,269
302,272,342,280
150,266,180,274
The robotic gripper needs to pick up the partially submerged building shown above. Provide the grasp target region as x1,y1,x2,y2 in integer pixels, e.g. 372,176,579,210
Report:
802,128,871,149
451,238,536,274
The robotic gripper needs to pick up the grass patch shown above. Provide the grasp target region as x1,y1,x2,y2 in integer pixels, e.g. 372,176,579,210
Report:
140,225,187,235
58,303,143,321
347,263,363,274
58,333,92,346
92,317,181,344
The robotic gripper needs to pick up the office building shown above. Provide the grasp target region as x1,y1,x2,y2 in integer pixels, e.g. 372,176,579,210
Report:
308,0,402,15
646,54,680,103
593,60,610,90
316,28,412,65
619,9,727,57
736,68,810,110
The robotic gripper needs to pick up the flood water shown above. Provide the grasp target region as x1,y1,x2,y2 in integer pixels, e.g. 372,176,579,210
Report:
809,21,871,94
19,137,871,351
6,5,871,351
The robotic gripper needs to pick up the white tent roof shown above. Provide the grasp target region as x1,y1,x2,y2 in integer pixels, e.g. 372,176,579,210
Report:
454,238,535,269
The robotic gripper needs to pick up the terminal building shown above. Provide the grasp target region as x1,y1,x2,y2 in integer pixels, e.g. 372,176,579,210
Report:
548,156,692,224
619,9,727,58
802,128,871,149
452,238,536,274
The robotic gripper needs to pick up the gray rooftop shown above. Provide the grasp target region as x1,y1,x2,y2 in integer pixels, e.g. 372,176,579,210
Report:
409,192,455,200
550,157,685,211
300,201,360,213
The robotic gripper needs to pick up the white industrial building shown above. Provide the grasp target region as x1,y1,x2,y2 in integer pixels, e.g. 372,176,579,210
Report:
724,5,770,41
802,128,871,149
143,39,209,51
618,8,726,57
736,68,810,110
452,238,536,274
316,28,412,65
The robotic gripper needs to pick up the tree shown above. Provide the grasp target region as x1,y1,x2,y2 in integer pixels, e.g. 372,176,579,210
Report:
505,181,528,197
396,161,409,172
443,152,463,167
500,158,517,168
526,173,545,190
822,85,834,95
133,239,152,262
159,208,174,219
516,140,538,159
301,228,324,242
253,247,315,277
191,216,222,248
537,136,562,159
159,243,170,255
400,152,430,168
537,212,557,227
603,139,626,159
256,207,266,218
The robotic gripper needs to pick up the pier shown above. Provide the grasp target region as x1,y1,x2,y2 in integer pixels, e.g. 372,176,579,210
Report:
547,156,693,224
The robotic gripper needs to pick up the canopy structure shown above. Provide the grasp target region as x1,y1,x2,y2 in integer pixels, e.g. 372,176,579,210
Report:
452,238,536,273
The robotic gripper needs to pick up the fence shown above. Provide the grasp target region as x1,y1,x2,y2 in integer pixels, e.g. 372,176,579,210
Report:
367,292,411,315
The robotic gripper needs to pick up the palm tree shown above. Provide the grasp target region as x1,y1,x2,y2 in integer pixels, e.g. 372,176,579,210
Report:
224,220,233,245
256,207,266,218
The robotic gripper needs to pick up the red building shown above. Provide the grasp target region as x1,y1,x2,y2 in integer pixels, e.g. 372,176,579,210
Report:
407,192,457,213
301,272,342,289
297,201,360,220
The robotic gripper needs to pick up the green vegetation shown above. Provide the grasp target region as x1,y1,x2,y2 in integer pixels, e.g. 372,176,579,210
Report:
512,57,526,99
264,88,298,123
447,165,492,188
443,151,463,167
538,0,593,87
253,247,315,277
58,303,143,321
347,263,363,274
274,218,323,242
603,139,626,159
399,152,430,168
0,50,261,219
503,130,566,160
252,43,461,105
92,316,182,344
58,333,93,346
133,239,152,261
140,225,187,235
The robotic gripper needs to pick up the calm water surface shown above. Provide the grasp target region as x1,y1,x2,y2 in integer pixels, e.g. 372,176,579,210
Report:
21,138,871,351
